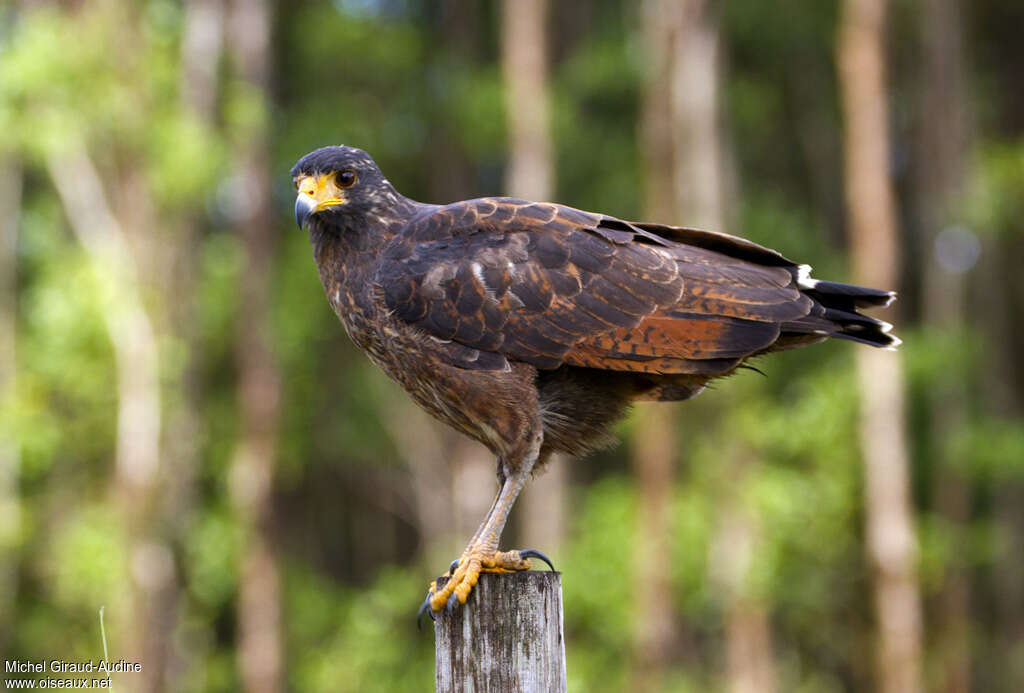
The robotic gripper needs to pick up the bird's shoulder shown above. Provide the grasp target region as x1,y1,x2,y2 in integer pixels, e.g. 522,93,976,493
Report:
386,197,599,244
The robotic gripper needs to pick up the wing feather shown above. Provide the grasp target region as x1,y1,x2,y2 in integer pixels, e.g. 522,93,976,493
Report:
377,199,815,373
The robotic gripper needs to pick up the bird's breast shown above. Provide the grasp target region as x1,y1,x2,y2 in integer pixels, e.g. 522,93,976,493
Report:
327,280,380,350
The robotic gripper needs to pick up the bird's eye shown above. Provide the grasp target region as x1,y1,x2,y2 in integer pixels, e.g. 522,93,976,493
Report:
337,170,356,188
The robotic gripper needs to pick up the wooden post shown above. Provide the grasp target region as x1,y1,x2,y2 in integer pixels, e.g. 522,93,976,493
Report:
434,571,567,693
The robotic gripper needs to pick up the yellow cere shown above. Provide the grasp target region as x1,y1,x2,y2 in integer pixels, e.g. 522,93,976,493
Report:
297,175,320,197
296,173,346,209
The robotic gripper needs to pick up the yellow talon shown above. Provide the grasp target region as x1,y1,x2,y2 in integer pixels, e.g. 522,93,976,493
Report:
427,547,534,612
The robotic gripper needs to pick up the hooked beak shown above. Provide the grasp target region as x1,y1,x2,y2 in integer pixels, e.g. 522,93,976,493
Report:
293,173,347,230
295,193,317,229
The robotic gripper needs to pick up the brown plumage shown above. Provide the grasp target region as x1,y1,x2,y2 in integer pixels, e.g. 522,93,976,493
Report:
291,145,898,617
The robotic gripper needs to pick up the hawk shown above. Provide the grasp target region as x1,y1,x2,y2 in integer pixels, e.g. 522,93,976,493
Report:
290,145,898,619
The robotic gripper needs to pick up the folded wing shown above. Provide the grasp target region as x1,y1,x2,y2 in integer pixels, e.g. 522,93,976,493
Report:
377,198,893,374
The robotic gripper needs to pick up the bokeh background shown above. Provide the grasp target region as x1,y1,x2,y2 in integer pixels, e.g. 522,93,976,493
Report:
2,0,1022,691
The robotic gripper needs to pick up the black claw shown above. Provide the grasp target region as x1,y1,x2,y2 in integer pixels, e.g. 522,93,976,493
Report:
520,548,556,571
416,595,436,631
446,593,459,613
448,559,460,575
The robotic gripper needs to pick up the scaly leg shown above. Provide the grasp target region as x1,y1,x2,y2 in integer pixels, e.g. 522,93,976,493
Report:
421,463,554,616
426,491,501,593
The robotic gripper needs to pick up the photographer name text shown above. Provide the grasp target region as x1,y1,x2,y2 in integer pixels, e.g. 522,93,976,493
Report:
5,660,140,675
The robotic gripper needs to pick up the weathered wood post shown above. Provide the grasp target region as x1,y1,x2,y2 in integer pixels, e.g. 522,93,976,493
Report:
434,571,567,693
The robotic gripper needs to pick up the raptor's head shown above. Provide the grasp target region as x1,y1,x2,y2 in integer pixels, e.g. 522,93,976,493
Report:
290,145,396,230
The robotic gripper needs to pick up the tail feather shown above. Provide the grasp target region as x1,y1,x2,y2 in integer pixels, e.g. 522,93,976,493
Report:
787,266,899,349
804,281,895,310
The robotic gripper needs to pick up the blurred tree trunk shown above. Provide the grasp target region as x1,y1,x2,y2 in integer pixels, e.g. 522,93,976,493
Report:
629,405,676,693
667,1,725,233
662,3,778,690
44,4,195,687
501,0,568,554
159,0,225,684
170,0,225,514
227,1,283,691
427,0,479,203
182,0,224,125
633,4,682,686
46,141,169,691
917,0,972,690
108,5,183,686
0,157,22,658
33,4,173,687
837,1,924,692
635,0,767,687
450,437,501,543
711,448,777,693
502,0,554,201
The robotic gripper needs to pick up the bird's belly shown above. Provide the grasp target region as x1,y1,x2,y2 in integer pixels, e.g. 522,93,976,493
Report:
370,332,491,442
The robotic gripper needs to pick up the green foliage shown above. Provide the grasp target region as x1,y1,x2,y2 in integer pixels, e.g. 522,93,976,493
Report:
185,506,244,609
561,477,634,692
555,36,640,217
47,505,130,612
968,139,1024,237
287,565,434,692
16,213,117,481
4,1,1021,691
